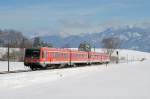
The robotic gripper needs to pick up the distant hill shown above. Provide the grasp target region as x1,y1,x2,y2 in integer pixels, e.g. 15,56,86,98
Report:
40,26,150,52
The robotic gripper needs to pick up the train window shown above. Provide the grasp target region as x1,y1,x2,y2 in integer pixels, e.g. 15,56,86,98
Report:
78,54,80,58
55,52,62,58
55,52,58,58
75,54,78,58
77,54,78,58
61,53,63,57
46,52,49,58
63,53,65,58
72,54,75,58
74,54,77,58
91,55,93,58
73,54,75,58
53,53,56,58
91,54,93,58
86,54,88,58
64,53,66,58
25,49,40,58
64,53,68,58
62,53,65,58
67,54,69,58
62,53,64,57
82,54,84,58
51,53,54,58
56,53,58,58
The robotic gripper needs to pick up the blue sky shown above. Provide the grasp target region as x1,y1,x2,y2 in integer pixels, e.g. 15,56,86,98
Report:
0,0,150,36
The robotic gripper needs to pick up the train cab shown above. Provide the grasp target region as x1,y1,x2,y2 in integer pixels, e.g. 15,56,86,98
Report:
24,48,44,69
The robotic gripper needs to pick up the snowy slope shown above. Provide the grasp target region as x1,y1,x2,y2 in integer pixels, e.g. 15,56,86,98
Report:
114,49,150,61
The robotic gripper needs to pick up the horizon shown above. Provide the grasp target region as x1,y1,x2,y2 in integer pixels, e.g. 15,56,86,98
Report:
0,0,150,36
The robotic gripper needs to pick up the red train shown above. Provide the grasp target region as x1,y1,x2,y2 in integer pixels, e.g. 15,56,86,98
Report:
24,47,110,70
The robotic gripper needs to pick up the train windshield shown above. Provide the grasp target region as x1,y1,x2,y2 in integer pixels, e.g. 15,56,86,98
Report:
25,49,40,58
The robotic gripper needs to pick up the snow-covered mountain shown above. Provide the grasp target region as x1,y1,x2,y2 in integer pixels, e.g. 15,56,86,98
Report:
41,26,150,52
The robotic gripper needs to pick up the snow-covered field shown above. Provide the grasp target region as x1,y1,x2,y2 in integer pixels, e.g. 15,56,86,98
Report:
0,61,150,99
0,61,29,72
0,49,150,99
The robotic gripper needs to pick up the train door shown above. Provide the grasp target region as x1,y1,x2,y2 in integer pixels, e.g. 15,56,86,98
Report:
40,49,47,67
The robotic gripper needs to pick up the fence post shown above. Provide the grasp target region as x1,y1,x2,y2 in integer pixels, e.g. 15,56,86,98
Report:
8,41,10,72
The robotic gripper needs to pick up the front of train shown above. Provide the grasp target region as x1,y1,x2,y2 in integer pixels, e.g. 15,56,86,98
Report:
24,48,42,69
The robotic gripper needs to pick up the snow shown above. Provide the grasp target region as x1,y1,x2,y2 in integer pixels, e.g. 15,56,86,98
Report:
0,61,29,72
0,61,150,99
116,49,150,60
0,47,21,58
0,49,150,99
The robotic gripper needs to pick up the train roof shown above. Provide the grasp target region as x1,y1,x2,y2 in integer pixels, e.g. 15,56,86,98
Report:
25,47,108,55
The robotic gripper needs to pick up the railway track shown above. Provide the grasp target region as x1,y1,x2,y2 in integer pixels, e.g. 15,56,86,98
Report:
0,70,31,74
0,62,108,75
0,67,53,74
0,66,71,75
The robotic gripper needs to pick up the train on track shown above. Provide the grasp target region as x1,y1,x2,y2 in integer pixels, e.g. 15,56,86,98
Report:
24,47,110,70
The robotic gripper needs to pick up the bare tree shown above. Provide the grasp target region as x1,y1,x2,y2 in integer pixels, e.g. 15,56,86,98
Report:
102,37,123,57
19,40,32,49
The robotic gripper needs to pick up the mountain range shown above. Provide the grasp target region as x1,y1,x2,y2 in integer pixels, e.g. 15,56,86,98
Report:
40,26,150,52
0,26,150,52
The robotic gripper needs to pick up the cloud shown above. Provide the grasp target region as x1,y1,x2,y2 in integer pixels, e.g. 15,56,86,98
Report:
0,0,150,37
54,17,102,36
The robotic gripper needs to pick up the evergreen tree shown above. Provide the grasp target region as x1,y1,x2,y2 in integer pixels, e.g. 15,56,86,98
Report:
78,41,91,52
33,37,41,48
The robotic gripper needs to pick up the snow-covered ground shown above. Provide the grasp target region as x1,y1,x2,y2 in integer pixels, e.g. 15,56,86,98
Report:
0,49,150,99
0,61,150,99
0,61,29,72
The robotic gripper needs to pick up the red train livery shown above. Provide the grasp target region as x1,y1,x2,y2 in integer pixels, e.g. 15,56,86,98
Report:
24,47,110,70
